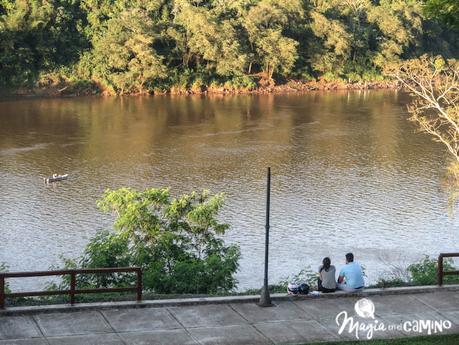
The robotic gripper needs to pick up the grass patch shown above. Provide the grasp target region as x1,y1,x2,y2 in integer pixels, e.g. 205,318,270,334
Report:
306,334,459,344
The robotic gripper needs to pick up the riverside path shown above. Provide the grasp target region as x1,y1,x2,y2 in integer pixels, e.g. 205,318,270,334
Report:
1,286,459,344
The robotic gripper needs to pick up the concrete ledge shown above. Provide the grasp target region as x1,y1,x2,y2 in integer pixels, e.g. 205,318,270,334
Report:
2,284,459,316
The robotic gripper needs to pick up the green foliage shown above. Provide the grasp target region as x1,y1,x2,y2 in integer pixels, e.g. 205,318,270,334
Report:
0,0,458,93
172,0,247,77
60,188,240,294
425,0,459,29
243,0,302,80
0,0,88,88
87,8,166,94
371,256,459,288
408,256,459,286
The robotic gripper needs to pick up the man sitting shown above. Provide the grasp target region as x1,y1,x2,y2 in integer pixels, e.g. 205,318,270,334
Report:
337,252,365,292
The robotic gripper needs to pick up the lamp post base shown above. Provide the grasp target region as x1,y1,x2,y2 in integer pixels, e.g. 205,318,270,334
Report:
258,286,273,307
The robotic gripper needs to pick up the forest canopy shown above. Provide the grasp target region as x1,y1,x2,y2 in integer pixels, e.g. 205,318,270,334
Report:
0,0,458,95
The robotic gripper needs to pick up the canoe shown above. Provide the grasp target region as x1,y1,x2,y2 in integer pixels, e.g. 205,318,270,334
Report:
44,174,69,183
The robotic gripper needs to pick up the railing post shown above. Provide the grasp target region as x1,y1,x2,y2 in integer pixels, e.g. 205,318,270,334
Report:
0,267,143,308
70,270,76,305
0,276,5,309
136,268,142,302
438,255,444,286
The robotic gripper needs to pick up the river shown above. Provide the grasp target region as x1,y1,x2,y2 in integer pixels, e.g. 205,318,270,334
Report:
1,90,458,291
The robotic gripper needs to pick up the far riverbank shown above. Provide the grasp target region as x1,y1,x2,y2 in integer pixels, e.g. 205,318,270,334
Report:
0,79,399,100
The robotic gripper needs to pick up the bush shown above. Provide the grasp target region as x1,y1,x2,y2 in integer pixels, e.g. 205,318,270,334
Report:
59,188,240,294
346,72,363,83
190,78,205,93
228,76,257,91
408,256,459,285
361,69,385,82
371,256,459,288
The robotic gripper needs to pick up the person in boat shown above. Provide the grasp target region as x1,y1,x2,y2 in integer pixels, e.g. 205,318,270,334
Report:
52,173,57,178
337,252,365,292
318,257,336,293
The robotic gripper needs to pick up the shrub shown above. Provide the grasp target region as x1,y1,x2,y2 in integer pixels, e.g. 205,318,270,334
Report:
60,188,240,294
229,76,257,90
190,78,205,93
371,256,459,288
408,256,459,286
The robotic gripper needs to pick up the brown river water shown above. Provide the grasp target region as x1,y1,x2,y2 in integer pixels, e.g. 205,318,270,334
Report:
1,90,458,291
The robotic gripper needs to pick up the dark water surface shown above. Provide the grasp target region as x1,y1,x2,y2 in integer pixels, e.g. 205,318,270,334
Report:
1,91,458,291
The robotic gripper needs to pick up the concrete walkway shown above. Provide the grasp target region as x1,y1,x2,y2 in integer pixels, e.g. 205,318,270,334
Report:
1,288,459,345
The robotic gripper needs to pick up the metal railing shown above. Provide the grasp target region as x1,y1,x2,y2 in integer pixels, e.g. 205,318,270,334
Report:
0,267,142,309
438,253,459,286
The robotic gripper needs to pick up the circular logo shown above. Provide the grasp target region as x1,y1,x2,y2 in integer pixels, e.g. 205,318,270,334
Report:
354,298,375,319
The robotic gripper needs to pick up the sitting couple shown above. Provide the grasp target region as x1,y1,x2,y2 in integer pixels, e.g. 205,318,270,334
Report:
318,253,364,293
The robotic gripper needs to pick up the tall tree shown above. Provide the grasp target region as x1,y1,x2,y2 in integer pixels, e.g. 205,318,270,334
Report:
61,188,241,294
0,0,458,93
88,8,166,94
172,0,247,77
0,0,86,87
367,0,423,67
243,0,302,82
308,9,351,78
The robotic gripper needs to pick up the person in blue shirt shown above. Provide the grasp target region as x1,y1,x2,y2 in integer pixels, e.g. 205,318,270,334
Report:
337,252,365,292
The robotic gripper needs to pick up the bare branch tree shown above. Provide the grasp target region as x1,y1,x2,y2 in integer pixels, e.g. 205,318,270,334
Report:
385,55,459,166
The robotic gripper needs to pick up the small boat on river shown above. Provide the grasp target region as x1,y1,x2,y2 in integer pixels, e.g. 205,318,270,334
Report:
44,174,69,183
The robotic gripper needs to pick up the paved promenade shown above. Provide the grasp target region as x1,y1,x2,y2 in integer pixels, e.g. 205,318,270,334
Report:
1,287,459,345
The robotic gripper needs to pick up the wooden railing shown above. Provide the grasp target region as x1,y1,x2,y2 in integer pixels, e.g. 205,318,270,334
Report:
438,253,459,286
0,267,142,309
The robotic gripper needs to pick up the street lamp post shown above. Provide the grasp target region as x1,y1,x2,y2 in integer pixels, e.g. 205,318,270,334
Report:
258,167,273,307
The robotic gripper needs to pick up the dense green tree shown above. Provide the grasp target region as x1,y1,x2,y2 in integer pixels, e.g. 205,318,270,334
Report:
367,0,423,67
172,0,247,77
0,0,458,93
61,188,241,294
425,0,459,29
308,9,352,78
0,0,87,87
85,8,166,94
306,0,426,80
243,0,302,81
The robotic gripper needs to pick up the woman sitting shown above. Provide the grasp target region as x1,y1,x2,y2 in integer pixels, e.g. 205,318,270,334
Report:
318,257,336,293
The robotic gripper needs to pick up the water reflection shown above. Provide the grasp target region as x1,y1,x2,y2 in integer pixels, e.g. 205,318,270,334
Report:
0,91,458,291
